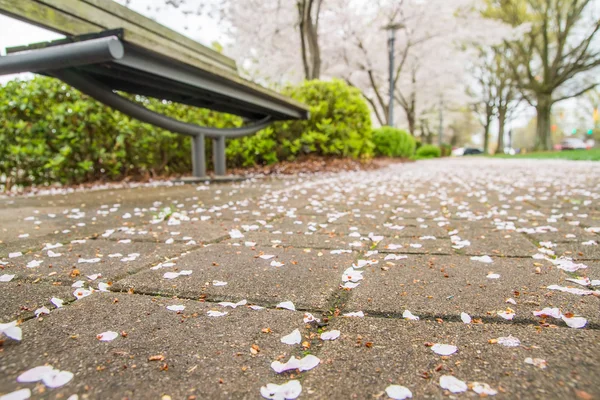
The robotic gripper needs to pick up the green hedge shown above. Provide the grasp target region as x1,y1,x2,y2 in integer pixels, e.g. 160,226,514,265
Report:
415,144,441,159
278,79,373,159
0,77,373,188
372,126,416,158
227,79,373,166
0,77,241,187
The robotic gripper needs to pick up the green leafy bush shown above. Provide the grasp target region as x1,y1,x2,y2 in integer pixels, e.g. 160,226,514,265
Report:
226,126,278,167
0,77,373,188
372,127,416,158
227,79,374,167
0,77,241,188
272,79,373,160
415,144,441,159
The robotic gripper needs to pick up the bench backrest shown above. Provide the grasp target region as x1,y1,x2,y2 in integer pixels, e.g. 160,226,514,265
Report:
0,0,237,74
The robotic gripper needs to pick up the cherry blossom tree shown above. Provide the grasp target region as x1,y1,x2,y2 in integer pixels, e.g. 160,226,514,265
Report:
223,0,514,134
225,0,345,82
329,0,510,132
467,44,522,154
119,0,515,138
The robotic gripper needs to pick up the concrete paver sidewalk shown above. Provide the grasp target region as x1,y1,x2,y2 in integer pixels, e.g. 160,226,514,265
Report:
1,158,599,399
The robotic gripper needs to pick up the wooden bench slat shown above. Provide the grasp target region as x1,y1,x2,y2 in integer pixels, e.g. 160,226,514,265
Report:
35,0,236,73
1,0,238,80
0,0,102,35
0,0,308,113
79,0,236,71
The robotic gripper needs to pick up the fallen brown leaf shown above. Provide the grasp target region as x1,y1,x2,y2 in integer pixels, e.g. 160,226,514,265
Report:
575,390,593,400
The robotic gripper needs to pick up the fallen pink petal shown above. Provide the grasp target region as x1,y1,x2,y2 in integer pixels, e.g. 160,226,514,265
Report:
439,375,467,393
96,331,119,341
280,329,302,345
276,301,296,311
320,330,341,341
471,382,497,396
385,384,413,399
431,344,458,356
271,355,320,373
260,380,302,399
561,315,587,329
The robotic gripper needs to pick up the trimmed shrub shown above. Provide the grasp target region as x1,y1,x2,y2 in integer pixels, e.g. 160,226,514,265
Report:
225,126,278,167
372,127,416,158
228,79,373,167
274,79,373,160
1,77,374,188
415,144,441,159
0,77,241,188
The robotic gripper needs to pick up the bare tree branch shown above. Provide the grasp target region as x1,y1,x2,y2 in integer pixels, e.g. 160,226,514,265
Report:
554,83,599,103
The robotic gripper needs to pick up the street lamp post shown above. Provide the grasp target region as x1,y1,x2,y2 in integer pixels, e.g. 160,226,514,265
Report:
384,23,404,127
438,96,443,147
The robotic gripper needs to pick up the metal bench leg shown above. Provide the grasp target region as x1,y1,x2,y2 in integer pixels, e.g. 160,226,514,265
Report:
213,136,226,176
192,134,206,178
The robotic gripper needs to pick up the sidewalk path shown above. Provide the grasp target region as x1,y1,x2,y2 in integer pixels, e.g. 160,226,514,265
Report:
1,158,599,399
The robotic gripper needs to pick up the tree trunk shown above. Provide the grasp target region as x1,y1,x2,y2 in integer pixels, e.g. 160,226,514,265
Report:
483,121,490,155
297,0,321,80
297,2,310,80
496,106,506,154
397,94,415,135
306,19,320,79
421,119,433,144
408,89,416,135
305,20,320,78
535,94,553,151
425,122,433,144
406,74,417,135
407,111,415,136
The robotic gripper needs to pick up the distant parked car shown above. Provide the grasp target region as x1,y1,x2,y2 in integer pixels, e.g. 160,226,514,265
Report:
560,138,587,150
463,148,483,155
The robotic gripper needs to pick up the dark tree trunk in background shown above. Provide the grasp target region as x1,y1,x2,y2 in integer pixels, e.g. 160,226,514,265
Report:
496,106,506,154
535,94,553,151
297,0,322,80
483,123,490,155
398,71,417,135
407,112,415,136
423,120,433,144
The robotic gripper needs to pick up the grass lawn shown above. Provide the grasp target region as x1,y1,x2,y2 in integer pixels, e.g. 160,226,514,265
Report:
494,148,600,161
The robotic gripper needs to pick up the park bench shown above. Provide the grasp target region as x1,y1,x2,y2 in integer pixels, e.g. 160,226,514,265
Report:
0,0,309,180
